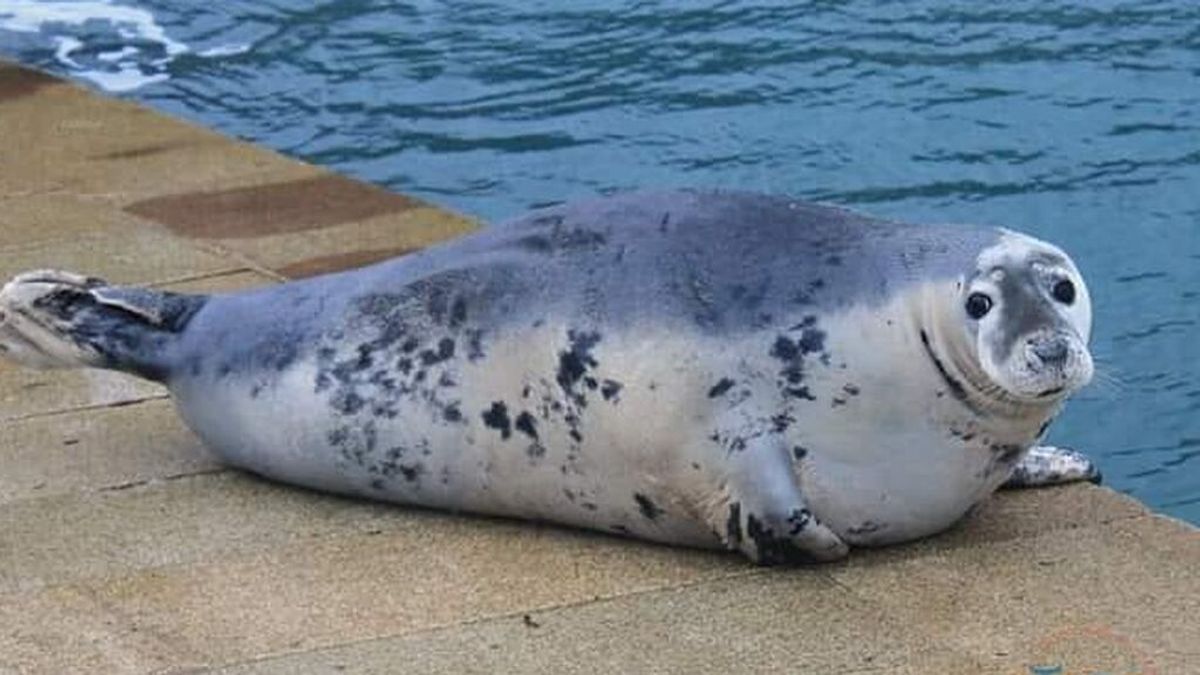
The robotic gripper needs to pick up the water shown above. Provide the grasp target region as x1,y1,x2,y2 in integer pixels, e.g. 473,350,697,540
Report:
2,1,1198,524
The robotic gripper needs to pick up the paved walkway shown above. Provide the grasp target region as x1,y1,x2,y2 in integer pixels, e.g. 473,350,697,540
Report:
1,62,1196,674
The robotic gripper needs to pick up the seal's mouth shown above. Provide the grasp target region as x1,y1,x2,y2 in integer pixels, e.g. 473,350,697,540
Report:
1037,386,1065,398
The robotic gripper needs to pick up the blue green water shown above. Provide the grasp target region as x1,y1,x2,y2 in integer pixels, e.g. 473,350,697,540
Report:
3,1,1198,524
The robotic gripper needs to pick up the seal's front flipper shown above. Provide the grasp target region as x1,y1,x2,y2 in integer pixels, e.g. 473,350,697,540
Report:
1002,445,1102,489
719,438,848,565
0,269,205,382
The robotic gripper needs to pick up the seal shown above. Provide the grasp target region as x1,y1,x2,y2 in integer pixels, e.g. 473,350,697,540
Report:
0,190,1099,564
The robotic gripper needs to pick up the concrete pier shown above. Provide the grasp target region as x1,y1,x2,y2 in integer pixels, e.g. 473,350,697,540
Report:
1,62,1196,674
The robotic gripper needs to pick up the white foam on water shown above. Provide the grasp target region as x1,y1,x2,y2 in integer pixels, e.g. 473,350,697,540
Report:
96,45,138,62
198,43,251,58
0,0,245,92
52,35,83,67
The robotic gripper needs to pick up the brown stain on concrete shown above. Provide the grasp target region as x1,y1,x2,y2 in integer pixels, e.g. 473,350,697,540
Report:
125,175,422,239
276,247,418,279
0,65,60,102
92,141,195,161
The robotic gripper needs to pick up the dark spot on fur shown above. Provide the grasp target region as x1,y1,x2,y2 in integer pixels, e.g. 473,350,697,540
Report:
401,337,420,353
771,335,799,362
466,329,485,361
842,384,860,396
443,404,463,423
514,411,538,440
992,443,1024,464
726,502,742,545
332,390,366,415
707,377,736,398
784,386,815,401
798,328,825,355
745,513,816,566
950,427,978,442
634,493,662,520
399,464,424,482
786,509,813,536
600,379,623,401
793,446,809,460
557,330,601,392
420,337,455,366
517,224,607,253
450,297,467,328
482,401,512,439
328,427,350,447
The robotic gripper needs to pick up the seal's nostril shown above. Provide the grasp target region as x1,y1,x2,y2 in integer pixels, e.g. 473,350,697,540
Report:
1032,338,1069,364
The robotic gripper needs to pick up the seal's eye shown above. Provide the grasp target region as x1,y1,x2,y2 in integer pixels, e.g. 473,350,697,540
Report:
965,292,992,320
1052,278,1075,305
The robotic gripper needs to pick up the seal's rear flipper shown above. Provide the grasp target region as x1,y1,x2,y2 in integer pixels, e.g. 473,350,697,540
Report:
1002,445,1102,489
0,270,206,382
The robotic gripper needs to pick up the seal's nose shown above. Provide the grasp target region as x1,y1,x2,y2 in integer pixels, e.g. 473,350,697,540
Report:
1031,336,1069,365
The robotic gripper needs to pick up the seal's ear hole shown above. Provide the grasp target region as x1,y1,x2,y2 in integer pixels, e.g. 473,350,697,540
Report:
965,292,992,320
1052,279,1076,305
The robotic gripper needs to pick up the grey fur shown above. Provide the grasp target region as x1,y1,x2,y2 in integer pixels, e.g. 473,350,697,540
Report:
174,190,1000,377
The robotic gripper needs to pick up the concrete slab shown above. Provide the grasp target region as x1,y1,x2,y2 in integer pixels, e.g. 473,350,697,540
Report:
0,228,236,286
0,193,145,250
0,398,218,506
0,585,183,675
0,365,165,423
0,72,322,202
40,515,740,672
1,472,407,594
829,514,1199,673
123,176,477,277
215,573,988,675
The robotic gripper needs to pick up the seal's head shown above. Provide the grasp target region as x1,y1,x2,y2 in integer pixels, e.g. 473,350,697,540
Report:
961,231,1093,402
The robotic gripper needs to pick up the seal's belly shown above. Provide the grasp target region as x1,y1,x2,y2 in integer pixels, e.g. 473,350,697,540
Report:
168,299,1024,553
170,322,733,549
799,427,1005,546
